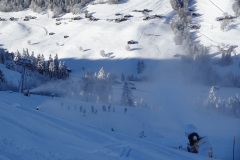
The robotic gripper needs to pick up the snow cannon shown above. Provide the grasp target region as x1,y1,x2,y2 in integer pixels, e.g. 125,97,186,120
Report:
185,124,213,158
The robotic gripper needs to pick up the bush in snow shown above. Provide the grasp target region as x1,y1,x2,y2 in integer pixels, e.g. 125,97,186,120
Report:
100,50,106,57
27,40,31,45
79,46,83,52
220,20,230,31
125,45,130,51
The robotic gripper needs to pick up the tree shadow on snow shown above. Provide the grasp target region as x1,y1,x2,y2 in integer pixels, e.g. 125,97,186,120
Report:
83,49,91,52
164,11,176,24
118,0,129,4
32,42,40,45
131,48,142,51
210,52,221,58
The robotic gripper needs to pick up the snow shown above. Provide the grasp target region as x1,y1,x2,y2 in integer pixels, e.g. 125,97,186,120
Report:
0,0,240,159
195,0,240,55
0,63,20,88
0,0,182,60
1,91,238,160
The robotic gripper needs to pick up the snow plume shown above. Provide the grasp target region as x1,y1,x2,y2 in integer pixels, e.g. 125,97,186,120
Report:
29,78,81,97
30,67,113,103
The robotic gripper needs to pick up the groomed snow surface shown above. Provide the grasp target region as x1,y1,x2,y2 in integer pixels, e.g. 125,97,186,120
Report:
0,0,240,159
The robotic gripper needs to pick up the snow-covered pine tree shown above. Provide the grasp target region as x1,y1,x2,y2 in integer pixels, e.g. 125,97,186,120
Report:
82,71,94,96
95,67,112,103
46,54,53,74
121,73,125,81
97,67,105,79
137,60,144,74
207,86,218,109
30,52,37,71
0,69,6,91
54,54,59,77
121,81,134,106
37,54,45,74
58,61,69,79
48,61,55,78
0,69,5,83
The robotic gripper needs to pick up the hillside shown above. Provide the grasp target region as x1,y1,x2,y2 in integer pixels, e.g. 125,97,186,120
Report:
0,0,240,160
0,0,183,60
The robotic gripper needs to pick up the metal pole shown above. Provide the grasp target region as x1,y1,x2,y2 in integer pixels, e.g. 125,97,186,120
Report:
19,66,24,93
21,66,25,93
233,136,235,160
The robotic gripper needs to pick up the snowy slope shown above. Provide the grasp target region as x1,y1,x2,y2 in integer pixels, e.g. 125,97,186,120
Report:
1,91,238,160
0,0,240,160
194,0,240,55
0,0,183,60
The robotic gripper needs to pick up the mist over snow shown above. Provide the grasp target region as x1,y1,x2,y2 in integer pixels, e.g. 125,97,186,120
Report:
0,0,240,160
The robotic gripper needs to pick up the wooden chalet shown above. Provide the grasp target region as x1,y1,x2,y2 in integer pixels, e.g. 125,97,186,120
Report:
143,15,162,20
190,25,200,29
115,18,126,23
72,17,81,20
115,13,122,16
124,15,133,19
0,18,6,21
25,16,32,19
127,40,138,44
216,15,236,21
9,17,15,21
89,17,99,21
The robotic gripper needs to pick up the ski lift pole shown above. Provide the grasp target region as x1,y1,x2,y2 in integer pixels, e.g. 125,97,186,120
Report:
18,65,25,93
233,136,235,160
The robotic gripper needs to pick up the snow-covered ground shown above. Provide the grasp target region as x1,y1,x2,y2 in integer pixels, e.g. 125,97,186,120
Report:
0,0,183,60
0,89,239,160
194,0,240,55
0,0,240,159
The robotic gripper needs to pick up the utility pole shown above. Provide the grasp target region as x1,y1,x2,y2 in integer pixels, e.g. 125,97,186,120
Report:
18,66,25,93
17,58,31,93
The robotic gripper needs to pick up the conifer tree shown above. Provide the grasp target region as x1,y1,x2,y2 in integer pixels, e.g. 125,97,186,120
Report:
0,69,6,91
121,81,133,106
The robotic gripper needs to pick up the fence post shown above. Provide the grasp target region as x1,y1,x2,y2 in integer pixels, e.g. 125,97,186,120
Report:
233,136,235,160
